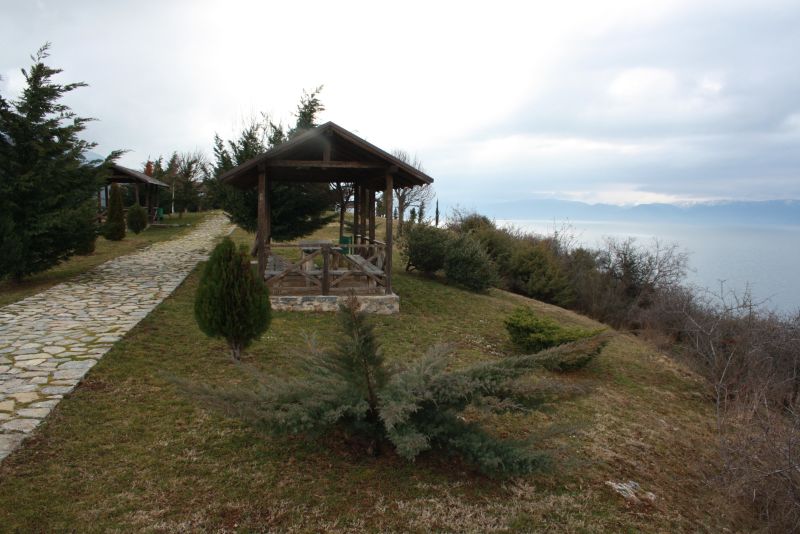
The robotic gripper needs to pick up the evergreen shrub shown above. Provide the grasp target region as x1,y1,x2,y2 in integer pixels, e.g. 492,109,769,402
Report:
400,223,451,273
509,243,574,306
0,45,111,279
529,332,610,372
182,300,611,477
75,206,98,255
443,234,496,291
504,307,603,357
126,203,148,234
103,183,126,241
194,237,271,360
470,226,518,283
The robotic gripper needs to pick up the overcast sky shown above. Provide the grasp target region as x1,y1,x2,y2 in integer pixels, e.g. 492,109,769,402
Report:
2,0,799,207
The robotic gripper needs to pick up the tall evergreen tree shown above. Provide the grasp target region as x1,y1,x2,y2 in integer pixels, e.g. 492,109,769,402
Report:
210,91,334,242
173,151,205,216
289,86,324,138
0,44,118,280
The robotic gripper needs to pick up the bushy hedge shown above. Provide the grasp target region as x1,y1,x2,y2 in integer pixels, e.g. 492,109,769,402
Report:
400,223,451,274
126,203,148,234
444,234,497,291
505,307,602,356
509,243,574,306
75,209,98,255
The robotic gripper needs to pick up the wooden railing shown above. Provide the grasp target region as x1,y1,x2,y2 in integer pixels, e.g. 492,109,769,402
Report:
264,241,387,296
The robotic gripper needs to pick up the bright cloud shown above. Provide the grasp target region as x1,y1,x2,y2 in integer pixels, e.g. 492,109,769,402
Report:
1,0,798,206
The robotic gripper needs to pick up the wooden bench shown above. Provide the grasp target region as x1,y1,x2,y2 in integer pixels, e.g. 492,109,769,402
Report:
345,254,383,276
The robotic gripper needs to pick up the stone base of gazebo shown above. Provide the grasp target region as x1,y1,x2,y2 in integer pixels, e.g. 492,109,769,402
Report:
269,294,399,314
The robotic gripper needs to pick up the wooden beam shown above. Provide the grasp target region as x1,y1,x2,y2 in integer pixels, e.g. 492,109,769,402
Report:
384,174,394,295
361,186,369,247
353,183,361,244
145,185,151,221
257,165,267,278
368,189,376,243
266,159,386,170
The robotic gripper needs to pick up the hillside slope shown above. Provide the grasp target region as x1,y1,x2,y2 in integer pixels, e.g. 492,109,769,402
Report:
0,225,747,532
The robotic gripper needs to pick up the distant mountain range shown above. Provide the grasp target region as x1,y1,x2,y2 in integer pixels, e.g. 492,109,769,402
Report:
482,199,800,226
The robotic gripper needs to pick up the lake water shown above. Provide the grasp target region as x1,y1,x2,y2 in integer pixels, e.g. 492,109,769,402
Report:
499,219,800,315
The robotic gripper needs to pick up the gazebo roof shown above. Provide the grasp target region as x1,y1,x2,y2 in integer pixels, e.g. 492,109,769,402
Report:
107,163,168,188
221,121,434,190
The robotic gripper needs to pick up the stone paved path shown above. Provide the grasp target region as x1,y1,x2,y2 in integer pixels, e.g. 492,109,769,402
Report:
0,214,234,461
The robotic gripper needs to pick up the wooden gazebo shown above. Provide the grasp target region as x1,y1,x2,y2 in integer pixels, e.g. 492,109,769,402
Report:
221,122,434,299
102,163,168,222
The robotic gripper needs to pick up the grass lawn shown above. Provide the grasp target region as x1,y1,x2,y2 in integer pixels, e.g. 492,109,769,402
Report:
0,211,210,307
0,220,750,532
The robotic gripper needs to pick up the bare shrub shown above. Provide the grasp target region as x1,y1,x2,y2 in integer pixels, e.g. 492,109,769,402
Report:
676,287,800,532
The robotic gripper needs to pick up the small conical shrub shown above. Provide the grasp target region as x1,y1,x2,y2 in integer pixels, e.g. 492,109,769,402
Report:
195,237,271,360
103,183,126,241
127,203,148,234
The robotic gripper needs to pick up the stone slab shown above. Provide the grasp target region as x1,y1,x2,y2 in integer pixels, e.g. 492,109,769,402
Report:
0,214,234,463
269,294,400,315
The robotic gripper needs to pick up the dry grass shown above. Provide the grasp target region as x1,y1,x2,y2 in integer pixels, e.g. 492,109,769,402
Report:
0,220,753,532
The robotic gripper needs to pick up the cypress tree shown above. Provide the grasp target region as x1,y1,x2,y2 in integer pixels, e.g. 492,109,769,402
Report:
103,183,125,241
126,203,148,234
0,44,116,280
195,237,271,360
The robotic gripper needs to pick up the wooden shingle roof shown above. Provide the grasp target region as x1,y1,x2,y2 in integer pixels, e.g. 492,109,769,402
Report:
221,122,434,190
107,163,168,188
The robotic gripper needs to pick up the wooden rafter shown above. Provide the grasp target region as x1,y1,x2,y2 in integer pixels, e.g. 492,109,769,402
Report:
266,160,386,170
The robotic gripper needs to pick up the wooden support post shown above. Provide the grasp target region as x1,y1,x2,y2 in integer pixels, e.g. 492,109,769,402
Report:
146,185,151,221
384,174,394,295
368,189,376,243
265,172,272,257
257,165,267,278
134,183,140,205
338,182,346,240
154,187,159,221
353,183,361,244
361,187,369,245
322,244,331,295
